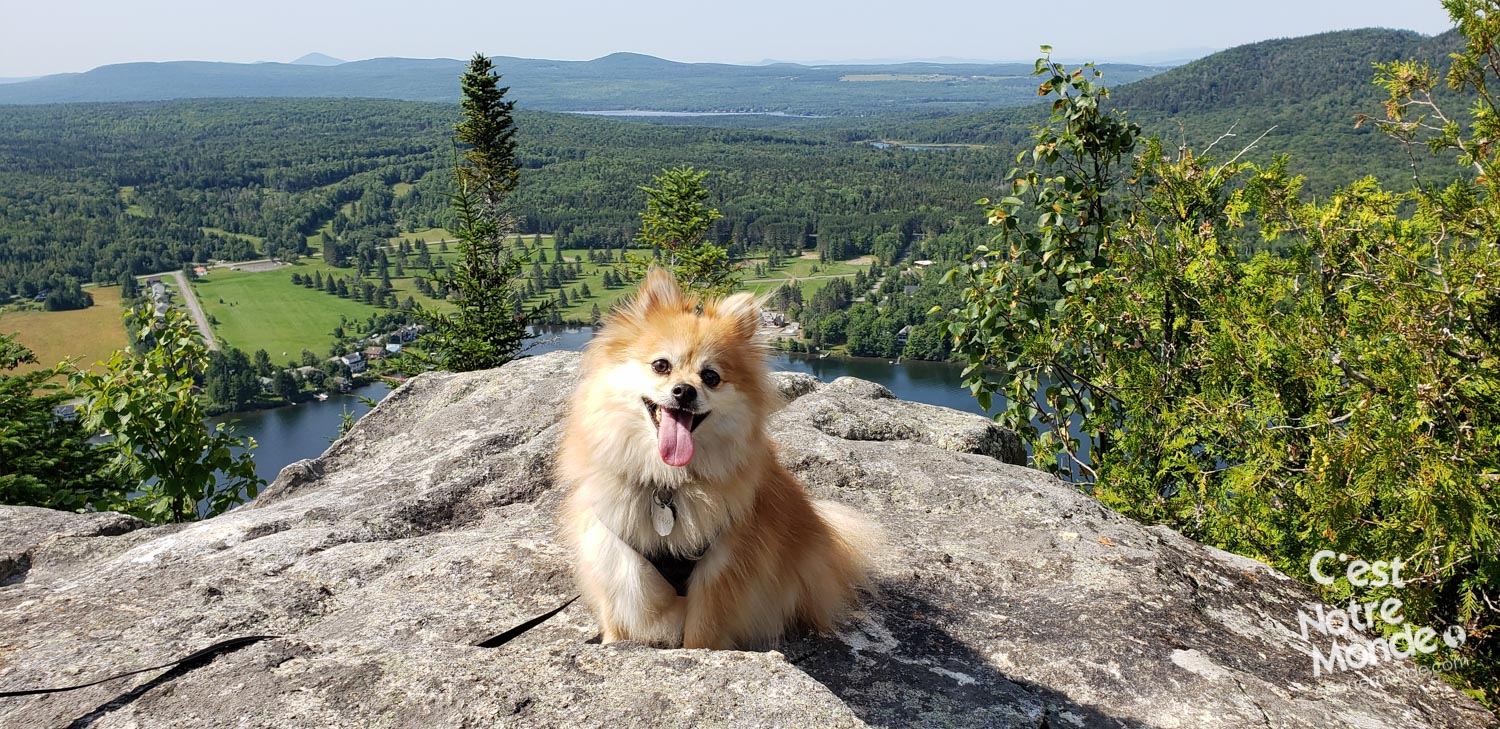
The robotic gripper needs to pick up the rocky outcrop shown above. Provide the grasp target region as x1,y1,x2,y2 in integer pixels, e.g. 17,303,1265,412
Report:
0,351,1492,728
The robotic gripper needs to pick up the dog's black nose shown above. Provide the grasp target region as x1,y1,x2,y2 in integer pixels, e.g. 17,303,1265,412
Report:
672,383,697,406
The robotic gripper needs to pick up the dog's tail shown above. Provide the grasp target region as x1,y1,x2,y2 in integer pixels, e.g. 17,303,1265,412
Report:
804,499,884,630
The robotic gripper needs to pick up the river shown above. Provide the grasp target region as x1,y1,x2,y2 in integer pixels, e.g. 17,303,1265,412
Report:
211,327,993,486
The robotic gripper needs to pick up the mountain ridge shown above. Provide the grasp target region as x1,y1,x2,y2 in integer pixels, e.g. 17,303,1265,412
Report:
879,26,1463,192
290,52,345,66
0,52,1165,115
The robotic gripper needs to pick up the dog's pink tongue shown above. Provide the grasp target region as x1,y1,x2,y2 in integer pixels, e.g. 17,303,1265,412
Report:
657,408,695,467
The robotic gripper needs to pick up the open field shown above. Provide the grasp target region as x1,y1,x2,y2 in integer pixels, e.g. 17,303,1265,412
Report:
192,267,380,358
184,233,869,354
745,256,866,279
742,275,842,299
118,186,146,217
386,227,459,246
0,285,127,375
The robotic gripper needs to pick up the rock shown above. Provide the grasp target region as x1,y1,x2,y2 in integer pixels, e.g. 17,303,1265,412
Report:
0,506,150,586
767,371,821,405
786,375,1026,465
0,351,1492,728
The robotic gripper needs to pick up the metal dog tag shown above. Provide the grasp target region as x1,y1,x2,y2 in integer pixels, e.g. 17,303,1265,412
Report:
652,489,675,537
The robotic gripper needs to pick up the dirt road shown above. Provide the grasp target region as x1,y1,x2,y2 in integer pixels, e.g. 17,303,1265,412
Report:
169,270,218,350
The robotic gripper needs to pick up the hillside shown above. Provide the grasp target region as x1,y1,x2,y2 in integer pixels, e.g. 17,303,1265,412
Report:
887,28,1466,192
0,99,1008,298
0,54,1165,116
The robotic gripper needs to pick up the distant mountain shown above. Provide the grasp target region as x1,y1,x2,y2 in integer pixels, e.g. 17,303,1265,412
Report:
290,52,344,66
0,53,1165,116
0,76,37,85
884,27,1463,192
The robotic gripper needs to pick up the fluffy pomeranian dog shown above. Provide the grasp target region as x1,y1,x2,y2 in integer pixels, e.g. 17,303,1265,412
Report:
558,268,876,649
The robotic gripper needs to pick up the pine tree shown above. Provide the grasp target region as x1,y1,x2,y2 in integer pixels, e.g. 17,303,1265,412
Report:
414,53,544,372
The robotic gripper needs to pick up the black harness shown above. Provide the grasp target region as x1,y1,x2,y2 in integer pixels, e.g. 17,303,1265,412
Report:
644,551,699,597
637,487,713,597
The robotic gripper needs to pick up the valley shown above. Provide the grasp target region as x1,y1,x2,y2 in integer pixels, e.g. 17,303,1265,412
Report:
0,26,1473,385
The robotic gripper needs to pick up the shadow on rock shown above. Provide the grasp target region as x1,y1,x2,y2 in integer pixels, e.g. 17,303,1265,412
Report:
784,583,1148,729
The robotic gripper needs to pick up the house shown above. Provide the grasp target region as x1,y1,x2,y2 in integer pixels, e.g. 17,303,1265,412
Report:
341,352,367,374
258,376,275,392
193,266,209,276
897,325,913,345
363,346,385,362
913,260,935,268
759,310,787,328
390,325,424,343
385,343,403,355
782,323,801,337
294,365,321,380
330,376,353,393
903,285,920,295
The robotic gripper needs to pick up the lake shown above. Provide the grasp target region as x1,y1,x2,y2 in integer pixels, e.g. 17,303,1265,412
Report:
212,327,993,486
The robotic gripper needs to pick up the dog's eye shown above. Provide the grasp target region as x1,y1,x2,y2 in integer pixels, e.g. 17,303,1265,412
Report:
651,359,671,375
701,369,721,388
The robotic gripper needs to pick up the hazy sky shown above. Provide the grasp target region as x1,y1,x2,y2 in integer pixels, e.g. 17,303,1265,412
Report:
1,1,1455,77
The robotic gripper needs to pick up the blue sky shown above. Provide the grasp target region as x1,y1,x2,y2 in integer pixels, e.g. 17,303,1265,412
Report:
1,0,1455,77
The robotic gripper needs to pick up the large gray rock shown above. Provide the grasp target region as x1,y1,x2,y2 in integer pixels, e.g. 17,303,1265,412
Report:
0,351,1492,728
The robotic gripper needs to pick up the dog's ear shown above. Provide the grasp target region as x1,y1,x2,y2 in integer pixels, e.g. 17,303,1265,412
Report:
632,267,686,315
714,292,761,341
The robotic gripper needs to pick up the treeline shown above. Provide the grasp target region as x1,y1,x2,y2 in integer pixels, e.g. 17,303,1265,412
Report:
0,98,1006,299
775,223,991,361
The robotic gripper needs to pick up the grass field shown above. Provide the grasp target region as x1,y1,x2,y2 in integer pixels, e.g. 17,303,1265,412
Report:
119,186,147,217
387,227,458,246
193,267,380,358
741,276,844,299
186,233,868,354
0,286,127,376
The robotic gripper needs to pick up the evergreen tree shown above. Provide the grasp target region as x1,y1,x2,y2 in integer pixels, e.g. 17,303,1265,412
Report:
119,273,140,300
625,166,736,296
253,349,273,377
273,369,298,401
414,53,543,372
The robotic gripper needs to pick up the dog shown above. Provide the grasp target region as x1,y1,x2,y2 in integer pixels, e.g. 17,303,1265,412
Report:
558,268,876,649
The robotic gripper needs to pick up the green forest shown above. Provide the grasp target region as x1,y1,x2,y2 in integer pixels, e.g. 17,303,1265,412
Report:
0,99,1011,301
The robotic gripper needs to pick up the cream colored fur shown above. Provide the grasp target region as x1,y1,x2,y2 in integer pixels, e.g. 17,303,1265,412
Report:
558,269,876,649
